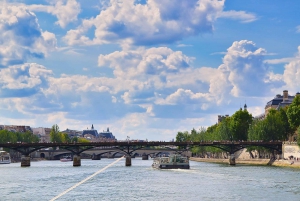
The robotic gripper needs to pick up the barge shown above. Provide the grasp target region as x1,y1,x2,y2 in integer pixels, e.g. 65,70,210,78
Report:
152,154,189,169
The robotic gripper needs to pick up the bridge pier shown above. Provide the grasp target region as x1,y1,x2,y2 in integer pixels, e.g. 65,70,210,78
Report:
142,153,148,160
21,155,30,167
73,154,81,167
125,156,131,166
229,154,236,165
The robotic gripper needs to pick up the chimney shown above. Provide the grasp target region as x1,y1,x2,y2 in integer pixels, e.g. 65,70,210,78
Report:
283,90,288,102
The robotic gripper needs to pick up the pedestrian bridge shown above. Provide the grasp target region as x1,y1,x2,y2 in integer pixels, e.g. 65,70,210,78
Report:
0,141,282,167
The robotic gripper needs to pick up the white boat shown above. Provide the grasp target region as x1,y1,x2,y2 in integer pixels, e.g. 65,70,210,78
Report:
0,151,11,164
60,156,72,162
152,154,189,169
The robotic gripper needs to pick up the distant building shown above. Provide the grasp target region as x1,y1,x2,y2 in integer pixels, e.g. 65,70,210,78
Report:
0,125,32,133
32,127,51,142
61,128,82,138
255,90,300,120
82,124,99,138
265,90,300,115
99,128,116,140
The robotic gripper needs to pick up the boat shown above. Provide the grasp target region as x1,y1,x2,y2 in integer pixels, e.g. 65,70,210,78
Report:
60,156,72,162
152,154,189,169
0,151,11,164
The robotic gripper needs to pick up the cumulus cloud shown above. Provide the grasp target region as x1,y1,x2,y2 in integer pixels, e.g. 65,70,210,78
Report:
28,0,81,28
64,0,224,46
98,47,192,79
0,63,53,97
0,5,57,67
282,46,300,92
215,40,269,98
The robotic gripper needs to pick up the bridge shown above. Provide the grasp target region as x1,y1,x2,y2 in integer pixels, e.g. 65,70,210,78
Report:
0,141,282,167
42,147,183,160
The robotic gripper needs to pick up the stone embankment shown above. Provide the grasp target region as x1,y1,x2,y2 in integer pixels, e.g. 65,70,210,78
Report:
190,157,300,168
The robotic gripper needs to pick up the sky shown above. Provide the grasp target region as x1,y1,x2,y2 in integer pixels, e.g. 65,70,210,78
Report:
0,0,300,141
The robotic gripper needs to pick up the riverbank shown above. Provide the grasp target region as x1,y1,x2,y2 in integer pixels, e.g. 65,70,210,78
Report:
190,157,300,168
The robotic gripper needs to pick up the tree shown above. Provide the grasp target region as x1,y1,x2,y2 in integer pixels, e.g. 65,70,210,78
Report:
278,107,294,140
287,95,300,129
230,109,252,141
176,131,189,142
50,124,61,142
217,117,234,141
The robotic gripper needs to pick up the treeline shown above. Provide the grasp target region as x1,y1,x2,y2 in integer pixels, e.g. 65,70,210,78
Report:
0,130,39,143
50,124,89,143
176,95,300,156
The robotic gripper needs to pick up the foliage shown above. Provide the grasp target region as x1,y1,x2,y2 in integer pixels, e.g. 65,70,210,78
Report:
77,137,90,143
229,109,252,141
176,131,190,142
248,109,287,142
287,95,300,130
0,130,39,143
50,124,72,143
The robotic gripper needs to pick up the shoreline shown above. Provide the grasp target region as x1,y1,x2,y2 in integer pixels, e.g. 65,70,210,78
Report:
190,157,300,168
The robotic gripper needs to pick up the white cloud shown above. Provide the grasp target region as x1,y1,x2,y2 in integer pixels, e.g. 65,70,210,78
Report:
0,63,52,97
0,5,57,67
28,0,81,28
64,0,224,46
218,10,257,23
218,40,269,97
282,46,300,92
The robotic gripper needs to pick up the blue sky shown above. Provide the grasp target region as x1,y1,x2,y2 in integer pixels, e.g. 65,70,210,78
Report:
1,0,300,140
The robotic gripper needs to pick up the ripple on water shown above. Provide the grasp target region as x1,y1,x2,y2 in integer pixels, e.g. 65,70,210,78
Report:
1,159,300,201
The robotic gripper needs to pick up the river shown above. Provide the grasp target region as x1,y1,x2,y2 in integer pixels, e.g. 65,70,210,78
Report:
1,158,300,201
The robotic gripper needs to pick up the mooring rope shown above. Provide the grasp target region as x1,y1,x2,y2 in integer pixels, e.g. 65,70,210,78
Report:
49,156,124,201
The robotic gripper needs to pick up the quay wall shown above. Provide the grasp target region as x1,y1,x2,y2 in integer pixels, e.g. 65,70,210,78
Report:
190,157,300,168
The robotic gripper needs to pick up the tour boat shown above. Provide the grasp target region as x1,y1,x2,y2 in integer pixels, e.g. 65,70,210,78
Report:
60,156,72,162
0,151,11,164
152,154,189,169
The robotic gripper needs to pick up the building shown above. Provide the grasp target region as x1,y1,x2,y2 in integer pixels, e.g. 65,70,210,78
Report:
265,90,300,115
61,128,82,138
0,125,32,133
82,124,99,138
32,127,51,142
99,128,116,140
255,90,300,120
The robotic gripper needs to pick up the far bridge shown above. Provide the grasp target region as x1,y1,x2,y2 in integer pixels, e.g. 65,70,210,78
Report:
0,141,282,167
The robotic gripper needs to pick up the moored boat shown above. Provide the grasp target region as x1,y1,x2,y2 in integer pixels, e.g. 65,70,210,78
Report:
0,151,11,164
60,156,72,162
152,154,189,169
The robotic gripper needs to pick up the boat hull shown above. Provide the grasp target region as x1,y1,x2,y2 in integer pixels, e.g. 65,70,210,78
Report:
152,164,190,169
153,164,190,169
60,159,72,162
0,161,11,164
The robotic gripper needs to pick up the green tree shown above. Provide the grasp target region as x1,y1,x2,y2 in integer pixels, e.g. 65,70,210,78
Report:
50,124,61,142
78,137,90,143
217,117,233,141
176,131,189,142
230,109,252,141
278,107,294,140
287,95,300,129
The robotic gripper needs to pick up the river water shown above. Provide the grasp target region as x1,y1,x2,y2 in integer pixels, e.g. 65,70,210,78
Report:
1,158,300,201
